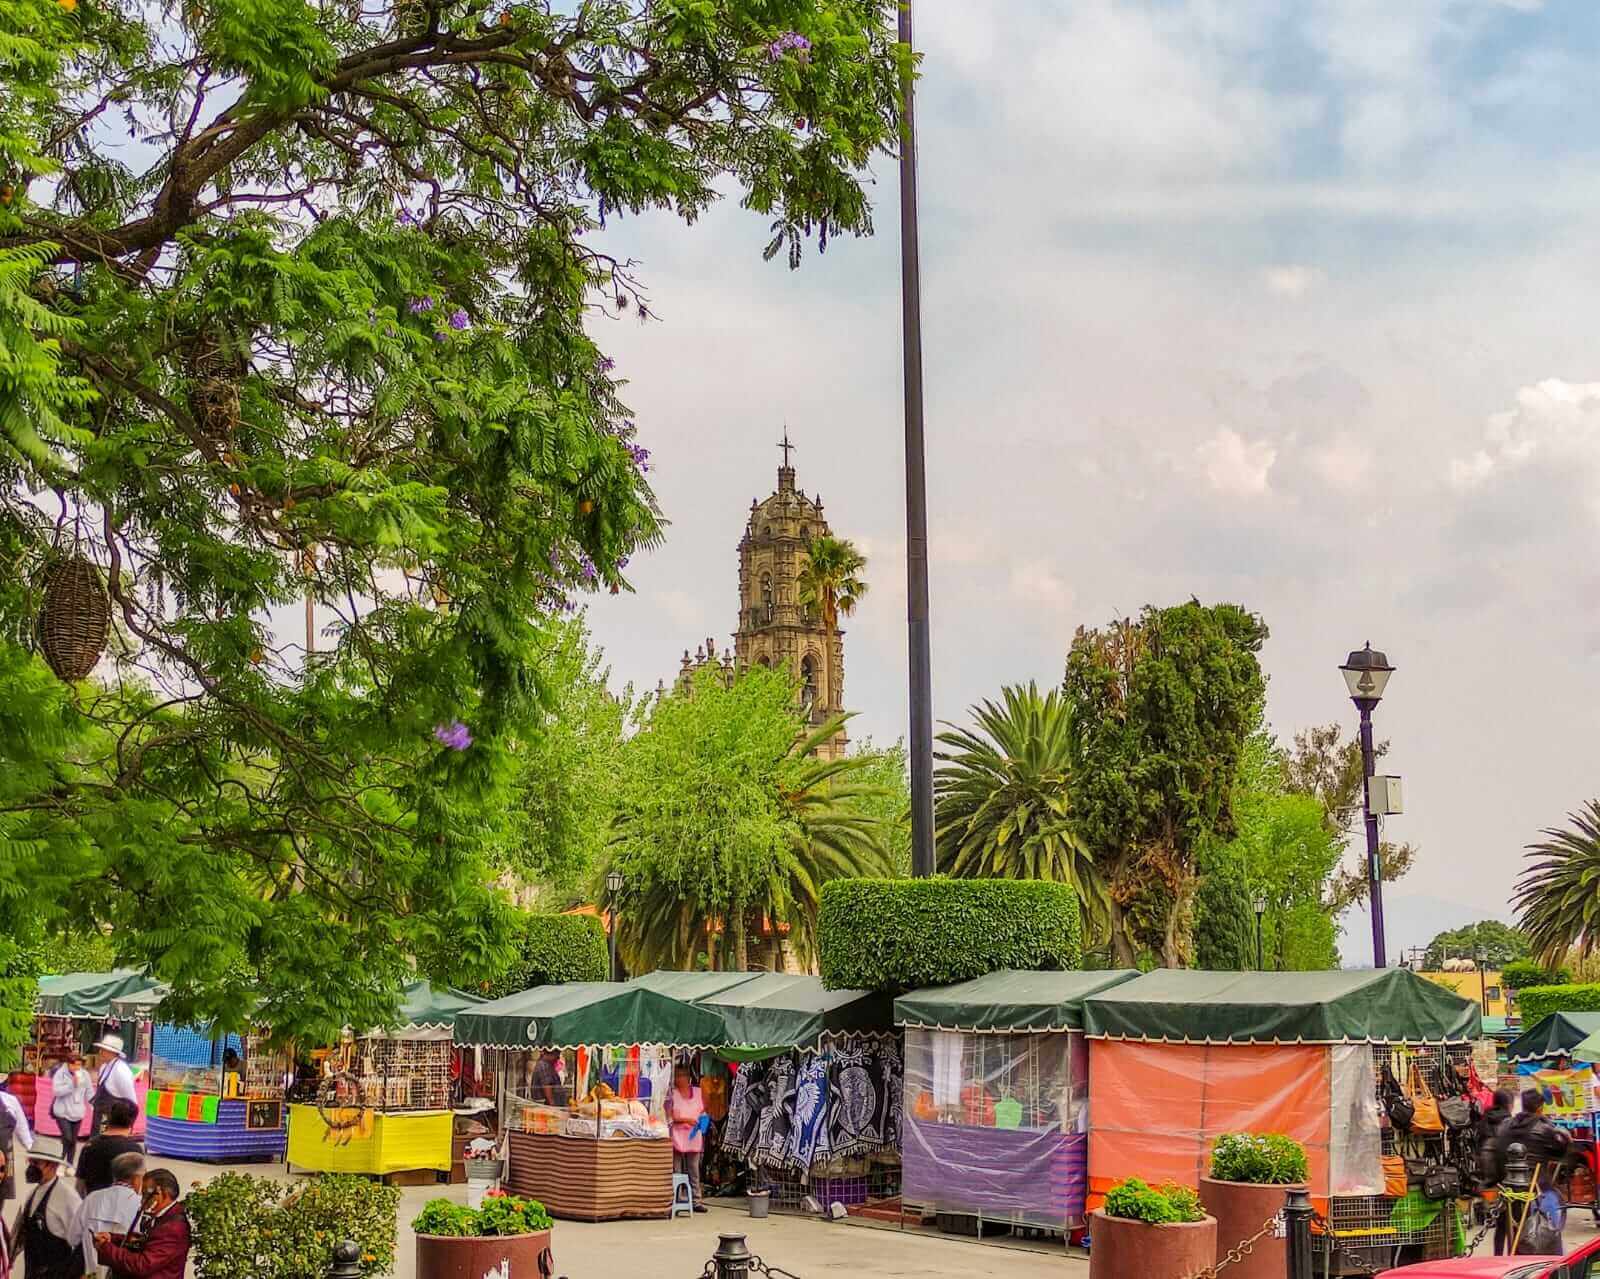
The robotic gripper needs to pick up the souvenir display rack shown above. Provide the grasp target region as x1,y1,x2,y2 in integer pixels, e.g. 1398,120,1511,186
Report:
142,1022,289,1162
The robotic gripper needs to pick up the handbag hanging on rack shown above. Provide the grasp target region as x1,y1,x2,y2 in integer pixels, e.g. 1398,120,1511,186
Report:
1407,1062,1445,1134
1382,1064,1416,1132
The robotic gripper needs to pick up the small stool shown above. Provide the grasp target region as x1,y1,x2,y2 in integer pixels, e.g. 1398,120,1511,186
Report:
670,1173,694,1219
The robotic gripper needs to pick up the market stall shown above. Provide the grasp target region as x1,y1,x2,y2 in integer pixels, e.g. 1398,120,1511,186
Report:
287,980,482,1179
110,987,291,1162
892,969,1139,1237
28,971,160,1139
655,972,902,1210
1504,1012,1600,1069
1084,969,1480,1273
454,982,728,1222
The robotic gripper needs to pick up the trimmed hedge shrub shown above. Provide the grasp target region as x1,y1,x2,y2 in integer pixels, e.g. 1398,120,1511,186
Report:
487,912,608,998
1502,961,1570,992
1517,982,1600,1027
817,878,1081,991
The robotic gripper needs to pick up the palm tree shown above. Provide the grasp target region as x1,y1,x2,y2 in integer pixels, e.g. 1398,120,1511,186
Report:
796,536,868,632
766,712,895,966
1515,800,1600,963
934,682,1107,932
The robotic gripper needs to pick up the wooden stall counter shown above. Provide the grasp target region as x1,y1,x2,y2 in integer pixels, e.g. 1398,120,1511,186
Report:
504,1130,672,1222
286,1103,451,1176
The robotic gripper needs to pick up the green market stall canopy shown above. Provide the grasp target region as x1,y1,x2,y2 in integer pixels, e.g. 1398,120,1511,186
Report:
895,969,1141,1034
1083,968,1480,1044
36,970,161,1018
630,971,892,1054
387,980,483,1035
453,982,727,1050
1506,1012,1600,1064
629,971,767,1002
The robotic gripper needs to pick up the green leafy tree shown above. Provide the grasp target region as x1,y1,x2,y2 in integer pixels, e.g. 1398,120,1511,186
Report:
1501,958,1570,990
606,667,891,973
848,737,911,876
1516,802,1600,964
1283,723,1416,911
1063,603,1267,967
795,535,868,633
503,615,630,902
0,0,902,1038
1192,841,1254,970
933,682,1105,934
1423,920,1529,971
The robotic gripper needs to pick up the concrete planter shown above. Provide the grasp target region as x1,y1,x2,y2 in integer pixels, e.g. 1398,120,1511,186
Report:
415,1229,552,1279
1200,1178,1301,1279
1088,1210,1217,1279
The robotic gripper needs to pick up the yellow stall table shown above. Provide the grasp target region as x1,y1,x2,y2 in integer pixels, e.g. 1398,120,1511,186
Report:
286,1103,452,1175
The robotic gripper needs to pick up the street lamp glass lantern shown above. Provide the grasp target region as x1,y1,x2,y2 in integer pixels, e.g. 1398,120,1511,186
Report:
1340,642,1395,703
605,870,624,895
1253,893,1268,917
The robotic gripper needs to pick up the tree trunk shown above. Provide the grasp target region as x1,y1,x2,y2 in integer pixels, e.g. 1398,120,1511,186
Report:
1107,899,1138,968
732,911,748,972
769,931,784,972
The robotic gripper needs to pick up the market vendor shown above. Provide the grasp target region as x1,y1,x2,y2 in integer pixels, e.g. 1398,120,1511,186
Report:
531,1050,567,1108
665,1064,708,1213
90,1035,137,1136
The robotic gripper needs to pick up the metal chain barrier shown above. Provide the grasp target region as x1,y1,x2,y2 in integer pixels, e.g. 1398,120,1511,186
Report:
1183,1210,1289,1279
1304,1200,1503,1278
699,1233,803,1279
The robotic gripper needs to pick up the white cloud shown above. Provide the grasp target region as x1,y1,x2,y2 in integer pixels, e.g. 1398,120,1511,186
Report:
1264,265,1327,297
1197,428,1278,496
1310,434,1377,492
1009,561,1073,612
1449,378,1600,492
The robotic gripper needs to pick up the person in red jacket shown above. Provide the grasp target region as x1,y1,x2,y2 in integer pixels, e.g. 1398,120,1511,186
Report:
92,1168,190,1279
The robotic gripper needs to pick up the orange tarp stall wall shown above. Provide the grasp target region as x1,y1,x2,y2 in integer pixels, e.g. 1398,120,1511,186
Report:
1088,1040,1332,1207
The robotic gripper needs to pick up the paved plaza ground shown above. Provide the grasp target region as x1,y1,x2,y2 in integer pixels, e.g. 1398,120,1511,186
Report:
13,1153,1600,1276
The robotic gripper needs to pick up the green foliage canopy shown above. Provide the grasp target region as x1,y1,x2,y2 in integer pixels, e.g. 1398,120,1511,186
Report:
817,877,1082,991
1063,602,1267,967
486,911,608,998
606,666,892,973
1423,920,1529,972
1502,958,1569,991
0,0,903,1038
1516,983,1600,1027
187,1173,398,1279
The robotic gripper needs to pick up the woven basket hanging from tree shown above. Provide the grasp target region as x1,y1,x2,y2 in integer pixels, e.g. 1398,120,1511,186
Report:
38,554,111,681
183,328,243,441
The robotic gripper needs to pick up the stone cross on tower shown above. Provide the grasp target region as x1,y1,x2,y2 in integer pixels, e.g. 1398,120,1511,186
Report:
778,427,795,468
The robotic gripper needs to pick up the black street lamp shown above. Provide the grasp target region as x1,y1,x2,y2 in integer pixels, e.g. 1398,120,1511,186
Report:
1340,642,1396,968
1253,892,1268,971
605,870,624,981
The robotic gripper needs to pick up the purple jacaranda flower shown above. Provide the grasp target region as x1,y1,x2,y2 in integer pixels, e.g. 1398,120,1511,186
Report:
434,330,447,343
596,355,616,374
448,309,470,331
433,720,473,750
398,209,415,227
577,554,598,583
626,442,650,473
618,555,630,569
409,296,434,313
767,31,811,61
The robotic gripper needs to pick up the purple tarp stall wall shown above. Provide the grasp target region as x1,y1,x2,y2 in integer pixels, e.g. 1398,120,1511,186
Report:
900,1028,1090,1228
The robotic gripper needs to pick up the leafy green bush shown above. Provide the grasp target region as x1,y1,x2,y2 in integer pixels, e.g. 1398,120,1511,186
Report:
1502,960,1570,992
1209,1133,1309,1185
487,912,608,997
1102,1178,1207,1225
1516,983,1600,1027
413,1195,553,1237
188,1173,397,1279
817,878,1081,991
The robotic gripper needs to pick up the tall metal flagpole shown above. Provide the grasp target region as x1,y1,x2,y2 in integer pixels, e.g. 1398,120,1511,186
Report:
897,1,935,878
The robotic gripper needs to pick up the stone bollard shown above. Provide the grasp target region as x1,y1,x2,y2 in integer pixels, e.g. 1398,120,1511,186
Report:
712,1232,753,1279
329,1239,363,1279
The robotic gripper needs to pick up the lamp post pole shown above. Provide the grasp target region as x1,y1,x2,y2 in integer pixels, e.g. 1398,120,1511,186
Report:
1253,894,1267,971
605,870,623,981
1341,643,1395,969
898,0,935,879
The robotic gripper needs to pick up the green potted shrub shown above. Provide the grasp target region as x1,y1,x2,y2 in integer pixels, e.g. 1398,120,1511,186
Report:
1199,1133,1309,1279
1089,1177,1216,1279
413,1193,554,1279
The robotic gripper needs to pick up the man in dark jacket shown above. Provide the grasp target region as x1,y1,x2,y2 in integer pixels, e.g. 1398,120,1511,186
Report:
1478,1088,1516,1168
1489,1089,1573,1255
93,1168,189,1279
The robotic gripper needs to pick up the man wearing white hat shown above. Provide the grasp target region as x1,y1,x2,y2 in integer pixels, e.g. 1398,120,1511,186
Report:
91,1033,137,1137
13,1135,83,1279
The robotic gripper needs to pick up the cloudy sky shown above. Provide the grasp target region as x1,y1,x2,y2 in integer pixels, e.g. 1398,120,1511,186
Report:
576,0,1600,964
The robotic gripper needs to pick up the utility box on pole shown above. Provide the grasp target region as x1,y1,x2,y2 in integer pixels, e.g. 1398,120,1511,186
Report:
1369,776,1403,816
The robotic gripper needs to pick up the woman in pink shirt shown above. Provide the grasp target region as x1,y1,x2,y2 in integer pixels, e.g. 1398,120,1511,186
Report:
665,1064,708,1212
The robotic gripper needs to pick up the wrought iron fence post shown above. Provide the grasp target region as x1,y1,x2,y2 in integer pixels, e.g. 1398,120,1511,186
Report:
713,1233,753,1279
328,1239,363,1279
1283,1189,1312,1279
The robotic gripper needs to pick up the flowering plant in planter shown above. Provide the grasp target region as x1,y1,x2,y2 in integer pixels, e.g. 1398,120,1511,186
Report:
1102,1178,1207,1224
1209,1133,1309,1185
412,1195,552,1237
